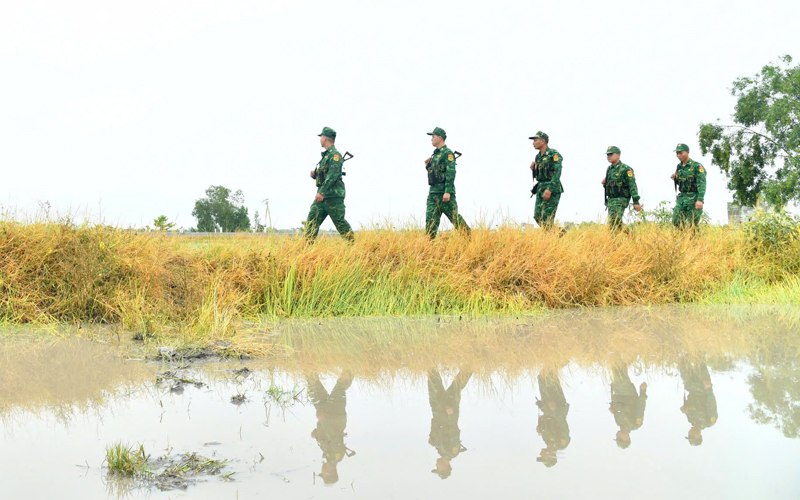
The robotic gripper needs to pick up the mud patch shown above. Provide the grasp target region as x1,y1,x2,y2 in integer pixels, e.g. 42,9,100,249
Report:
105,444,230,493
152,452,231,491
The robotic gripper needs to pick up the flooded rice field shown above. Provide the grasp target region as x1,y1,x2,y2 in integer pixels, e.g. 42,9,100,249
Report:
1,306,799,499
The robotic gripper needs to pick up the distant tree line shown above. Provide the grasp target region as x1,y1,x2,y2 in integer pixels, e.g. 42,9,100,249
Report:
191,185,251,232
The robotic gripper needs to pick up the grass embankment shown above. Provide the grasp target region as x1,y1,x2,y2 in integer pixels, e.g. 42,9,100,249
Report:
0,221,799,334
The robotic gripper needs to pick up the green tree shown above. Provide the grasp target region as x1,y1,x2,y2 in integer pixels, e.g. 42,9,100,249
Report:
153,215,176,231
253,210,265,232
747,352,800,439
698,55,799,208
191,185,251,232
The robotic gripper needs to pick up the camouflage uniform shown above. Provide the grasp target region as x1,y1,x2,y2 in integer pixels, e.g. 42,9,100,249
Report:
304,127,354,242
678,360,718,446
610,365,647,448
672,144,707,228
428,370,472,478
536,372,571,467
604,147,641,230
529,132,564,229
425,127,470,239
307,373,354,484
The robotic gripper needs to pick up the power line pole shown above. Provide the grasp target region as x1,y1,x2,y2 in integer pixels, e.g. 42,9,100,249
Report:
263,198,272,232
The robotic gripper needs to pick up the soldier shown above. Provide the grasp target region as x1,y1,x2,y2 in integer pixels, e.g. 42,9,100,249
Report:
304,127,355,242
307,372,354,484
424,127,471,239
529,131,564,229
670,143,707,229
609,363,648,449
427,370,472,479
602,146,641,230
536,370,571,467
678,359,718,446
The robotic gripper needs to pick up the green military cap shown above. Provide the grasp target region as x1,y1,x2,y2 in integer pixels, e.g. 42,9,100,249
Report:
317,126,337,139
674,143,690,152
529,131,549,141
427,126,447,139
606,146,621,154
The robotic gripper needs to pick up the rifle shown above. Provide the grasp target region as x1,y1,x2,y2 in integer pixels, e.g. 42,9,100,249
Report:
604,165,612,209
340,151,353,177
674,165,679,193
314,151,354,181
530,161,538,198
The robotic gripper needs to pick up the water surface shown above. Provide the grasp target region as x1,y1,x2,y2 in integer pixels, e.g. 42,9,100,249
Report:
1,306,799,499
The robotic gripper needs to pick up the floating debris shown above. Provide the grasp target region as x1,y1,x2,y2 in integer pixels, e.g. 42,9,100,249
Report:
155,452,229,491
230,393,249,406
104,444,229,493
156,370,205,389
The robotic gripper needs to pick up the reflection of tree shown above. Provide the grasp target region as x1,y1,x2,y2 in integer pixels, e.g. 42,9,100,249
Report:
678,359,717,446
609,364,647,449
536,371,570,467
428,370,472,479
747,354,800,438
307,373,354,484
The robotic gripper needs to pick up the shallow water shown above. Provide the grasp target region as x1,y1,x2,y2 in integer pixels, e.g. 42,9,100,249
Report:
1,306,800,499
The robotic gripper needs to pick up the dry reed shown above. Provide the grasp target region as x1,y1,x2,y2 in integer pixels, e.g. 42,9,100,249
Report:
1,221,799,335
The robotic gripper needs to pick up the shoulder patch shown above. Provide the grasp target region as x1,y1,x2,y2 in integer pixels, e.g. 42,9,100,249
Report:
698,165,705,173
627,170,633,177
553,154,560,162
447,154,454,162
333,154,340,162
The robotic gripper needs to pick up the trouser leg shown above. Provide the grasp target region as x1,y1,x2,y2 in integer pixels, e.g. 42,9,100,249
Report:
304,201,328,240
426,193,443,238
325,198,354,242
536,192,561,229
607,198,628,230
441,194,471,235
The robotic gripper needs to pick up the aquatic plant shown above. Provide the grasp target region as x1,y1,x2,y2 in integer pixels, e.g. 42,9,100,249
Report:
105,442,149,477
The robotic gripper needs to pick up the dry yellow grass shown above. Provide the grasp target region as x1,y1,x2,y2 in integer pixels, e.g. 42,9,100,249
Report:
0,221,799,336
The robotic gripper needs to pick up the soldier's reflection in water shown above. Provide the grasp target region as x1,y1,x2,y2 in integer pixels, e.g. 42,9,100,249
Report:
609,364,648,449
307,372,354,484
536,370,571,467
427,370,472,479
678,359,718,446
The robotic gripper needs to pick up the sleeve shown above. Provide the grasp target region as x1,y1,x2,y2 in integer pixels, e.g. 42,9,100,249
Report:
319,153,343,196
543,152,562,192
696,163,707,201
626,167,640,203
444,150,457,194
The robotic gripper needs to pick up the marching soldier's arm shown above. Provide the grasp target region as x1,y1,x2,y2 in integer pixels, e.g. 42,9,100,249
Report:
626,167,641,204
444,150,457,194
696,162,707,202
319,154,343,196
542,152,562,193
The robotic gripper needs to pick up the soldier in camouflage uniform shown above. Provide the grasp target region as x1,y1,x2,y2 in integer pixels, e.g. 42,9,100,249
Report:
609,364,648,449
671,143,707,229
529,131,564,229
427,370,472,479
678,359,718,446
602,146,641,230
307,372,354,484
424,127,471,239
536,370,571,467
304,127,354,242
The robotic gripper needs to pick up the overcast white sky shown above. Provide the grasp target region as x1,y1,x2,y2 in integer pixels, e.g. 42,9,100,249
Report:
1,0,798,230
